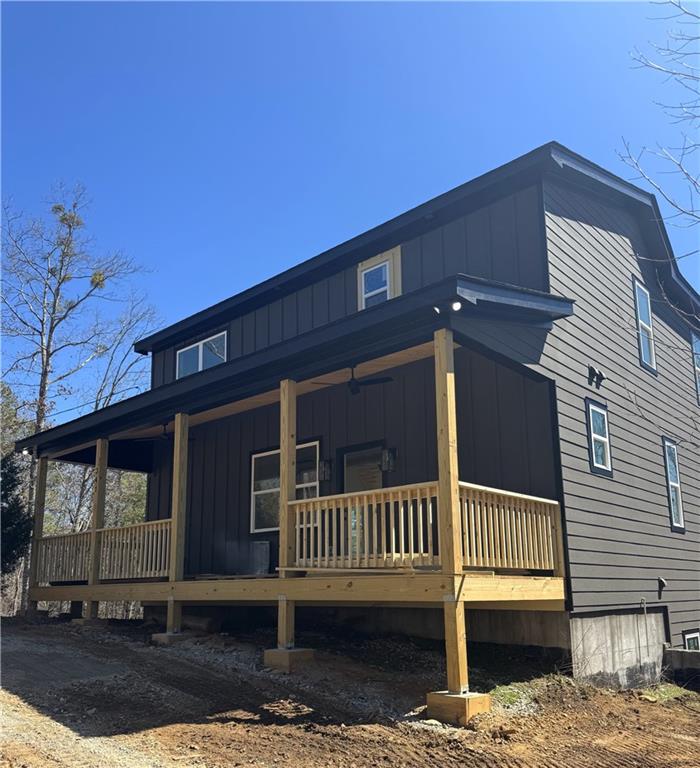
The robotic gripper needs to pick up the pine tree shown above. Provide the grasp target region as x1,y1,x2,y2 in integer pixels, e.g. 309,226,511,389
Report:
2,452,32,575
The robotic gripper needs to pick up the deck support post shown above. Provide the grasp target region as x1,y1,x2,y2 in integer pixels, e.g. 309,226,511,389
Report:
166,597,182,634
166,412,189,634
443,596,468,693
277,595,295,649
26,455,48,615
264,595,314,671
85,439,108,620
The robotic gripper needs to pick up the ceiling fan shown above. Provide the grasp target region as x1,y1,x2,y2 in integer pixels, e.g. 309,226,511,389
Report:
313,366,393,396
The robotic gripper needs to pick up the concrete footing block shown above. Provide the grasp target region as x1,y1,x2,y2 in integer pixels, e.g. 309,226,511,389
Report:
263,647,315,672
425,691,491,725
151,632,194,646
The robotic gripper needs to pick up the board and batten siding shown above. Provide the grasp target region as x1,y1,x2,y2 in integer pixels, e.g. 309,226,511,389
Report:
541,179,699,646
150,185,546,387
146,346,556,576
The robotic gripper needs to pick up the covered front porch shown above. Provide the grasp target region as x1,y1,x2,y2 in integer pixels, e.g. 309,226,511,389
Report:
21,276,573,723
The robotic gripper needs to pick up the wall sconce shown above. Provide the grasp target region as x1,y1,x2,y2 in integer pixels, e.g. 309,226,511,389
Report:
381,448,397,473
319,459,332,482
588,364,606,389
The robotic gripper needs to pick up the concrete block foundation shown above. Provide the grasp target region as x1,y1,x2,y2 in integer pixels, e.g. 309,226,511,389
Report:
569,609,665,688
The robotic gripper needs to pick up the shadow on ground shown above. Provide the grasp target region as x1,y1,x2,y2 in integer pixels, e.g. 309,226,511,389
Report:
1,616,562,739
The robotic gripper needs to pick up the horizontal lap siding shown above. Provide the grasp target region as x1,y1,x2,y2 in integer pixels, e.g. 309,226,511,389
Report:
541,180,699,645
146,347,556,576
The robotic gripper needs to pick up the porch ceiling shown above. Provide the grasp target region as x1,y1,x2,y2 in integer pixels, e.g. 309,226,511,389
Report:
16,275,573,464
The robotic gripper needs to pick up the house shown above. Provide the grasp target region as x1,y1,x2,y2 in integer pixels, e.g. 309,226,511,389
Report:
17,143,699,723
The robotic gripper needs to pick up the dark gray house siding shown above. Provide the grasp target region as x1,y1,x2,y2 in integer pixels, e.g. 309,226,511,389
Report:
143,150,698,649
150,185,546,387
146,345,557,577
540,178,699,646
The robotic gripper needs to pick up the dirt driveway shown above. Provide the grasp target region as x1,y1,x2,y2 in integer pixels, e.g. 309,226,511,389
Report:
1,617,698,768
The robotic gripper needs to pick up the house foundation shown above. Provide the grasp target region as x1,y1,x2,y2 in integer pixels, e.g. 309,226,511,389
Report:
569,609,666,688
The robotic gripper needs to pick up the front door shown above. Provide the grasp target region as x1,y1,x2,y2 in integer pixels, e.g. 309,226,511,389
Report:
343,446,383,493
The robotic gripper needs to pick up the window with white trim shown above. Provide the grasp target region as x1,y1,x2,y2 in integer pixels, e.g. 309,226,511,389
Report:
662,438,685,530
692,334,700,404
357,247,401,310
684,630,700,651
634,280,656,371
250,442,319,533
586,400,612,475
176,331,227,379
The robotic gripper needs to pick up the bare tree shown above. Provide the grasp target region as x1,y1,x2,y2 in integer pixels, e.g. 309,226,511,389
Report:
2,185,157,610
44,294,157,535
621,1,699,268
1,187,150,432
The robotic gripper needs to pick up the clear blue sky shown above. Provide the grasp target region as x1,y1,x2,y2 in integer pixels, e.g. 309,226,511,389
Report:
3,1,698,339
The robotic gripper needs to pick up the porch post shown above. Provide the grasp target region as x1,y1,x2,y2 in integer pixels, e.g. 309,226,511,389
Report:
167,412,189,634
427,328,490,722
86,438,108,620
264,379,313,671
279,378,297,577
26,455,48,614
433,327,462,576
278,379,297,646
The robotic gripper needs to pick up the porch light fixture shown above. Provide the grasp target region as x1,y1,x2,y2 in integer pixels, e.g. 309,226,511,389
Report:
381,447,397,473
451,301,462,312
21,448,29,456
433,306,441,314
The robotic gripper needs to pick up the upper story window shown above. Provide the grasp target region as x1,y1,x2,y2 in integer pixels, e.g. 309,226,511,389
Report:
250,442,319,533
633,279,656,372
692,333,700,404
357,246,401,310
662,437,684,530
176,331,227,379
585,398,612,476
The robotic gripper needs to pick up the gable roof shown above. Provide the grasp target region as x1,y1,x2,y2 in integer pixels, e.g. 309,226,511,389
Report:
134,141,699,355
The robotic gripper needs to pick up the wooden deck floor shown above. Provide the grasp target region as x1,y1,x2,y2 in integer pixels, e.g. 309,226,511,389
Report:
30,571,565,610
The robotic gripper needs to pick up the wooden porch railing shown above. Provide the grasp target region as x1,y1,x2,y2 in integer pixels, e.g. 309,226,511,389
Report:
33,482,564,582
291,480,563,574
459,482,563,572
291,482,439,569
99,519,171,580
35,519,171,584
36,531,91,584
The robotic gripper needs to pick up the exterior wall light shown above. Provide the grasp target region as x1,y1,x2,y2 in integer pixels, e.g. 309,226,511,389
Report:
381,447,397,473
451,301,462,312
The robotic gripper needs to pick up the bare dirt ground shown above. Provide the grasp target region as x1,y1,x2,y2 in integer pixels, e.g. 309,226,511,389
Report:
1,617,698,768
